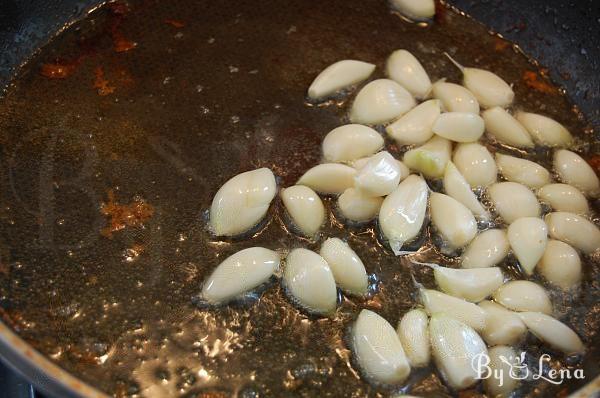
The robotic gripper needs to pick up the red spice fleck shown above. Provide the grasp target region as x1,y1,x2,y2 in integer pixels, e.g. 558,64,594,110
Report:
494,37,510,51
93,66,116,96
108,2,137,53
523,70,557,95
434,1,448,24
587,155,600,175
100,190,154,237
165,19,185,28
0,262,10,277
0,308,26,332
40,60,79,79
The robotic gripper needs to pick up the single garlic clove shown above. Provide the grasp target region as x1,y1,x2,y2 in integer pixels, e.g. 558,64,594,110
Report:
507,217,548,275
429,313,488,390
338,188,383,223
396,309,430,368
518,312,585,355
482,107,533,148
420,289,486,331
462,67,514,109
379,175,429,254
386,49,432,99
210,168,277,236
320,238,368,296
488,182,541,224
515,111,573,147
537,240,581,290
484,346,520,398
478,300,527,346
386,99,440,145
280,185,325,238
297,163,356,195
350,79,416,125
322,124,384,163
495,153,551,189
453,143,497,188
461,229,510,269
351,309,411,385
430,193,478,251
431,80,480,114
283,248,337,315
553,149,600,198
432,112,485,143
537,183,590,215
443,161,489,219
434,267,504,303
355,151,402,197
545,211,600,254
493,280,552,315
390,0,435,20
307,60,376,100
353,156,410,180
201,247,280,304
403,135,452,179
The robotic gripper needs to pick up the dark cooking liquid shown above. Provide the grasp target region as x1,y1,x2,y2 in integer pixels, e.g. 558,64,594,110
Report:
0,0,598,397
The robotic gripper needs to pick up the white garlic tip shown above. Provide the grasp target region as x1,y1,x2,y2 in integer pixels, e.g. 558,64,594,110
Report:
420,289,486,331
209,168,276,236
386,49,432,99
355,151,402,197
518,312,585,355
201,247,280,304
493,280,552,315
461,229,510,269
537,240,581,290
553,149,600,198
482,107,533,148
495,153,551,189
507,217,548,275
379,175,429,254
443,161,489,220
458,62,514,109
322,124,384,163
430,193,477,250
429,313,488,390
283,248,337,315
352,309,411,385
386,99,440,145
397,309,430,368
432,112,485,143
338,188,383,222
307,60,375,100
537,183,590,215
297,163,356,195
319,238,368,296
350,79,417,125
453,142,497,188
434,267,504,303
545,211,600,254
280,185,325,238
390,0,435,20
478,300,526,346
403,135,452,179
488,182,541,224
431,80,480,114
484,345,520,398
515,111,573,147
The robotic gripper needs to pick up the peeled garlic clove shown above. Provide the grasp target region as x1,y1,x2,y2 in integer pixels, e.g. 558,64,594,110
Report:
403,135,452,179
322,124,384,163
420,289,486,331
443,161,489,219
515,111,573,147
537,240,581,290
320,238,368,296
351,309,411,385
434,267,504,303
308,60,375,100
461,229,510,269
429,313,488,390
396,309,430,367
537,184,589,215
485,346,520,398
390,0,435,20
338,188,383,223
297,163,356,195
493,280,552,315
355,151,402,197
283,248,337,315
379,175,429,254
432,112,485,143
201,247,280,304
210,168,277,236
495,153,551,189
461,66,514,109
281,185,325,238
518,312,585,355
553,149,600,197
430,193,477,251
478,300,527,346
453,143,497,188
507,217,548,275
386,99,440,145
482,107,533,148
386,49,432,99
545,211,600,254
431,81,480,114
350,79,416,125
488,182,540,224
